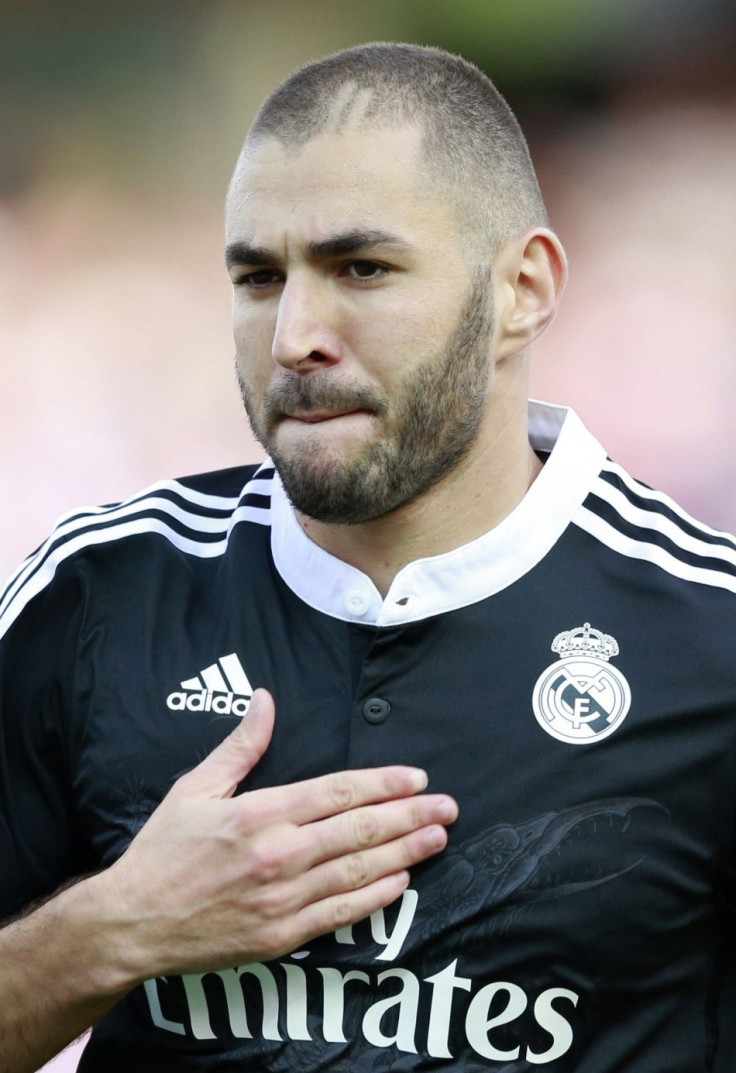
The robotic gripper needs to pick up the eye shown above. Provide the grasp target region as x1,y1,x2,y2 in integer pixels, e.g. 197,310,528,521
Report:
233,268,283,289
344,260,387,282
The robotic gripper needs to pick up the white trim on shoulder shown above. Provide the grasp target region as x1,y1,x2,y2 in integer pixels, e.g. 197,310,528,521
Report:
601,460,736,547
573,507,736,594
589,475,736,570
0,471,272,643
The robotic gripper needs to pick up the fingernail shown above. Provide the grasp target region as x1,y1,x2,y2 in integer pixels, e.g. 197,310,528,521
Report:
410,769,428,791
428,826,448,849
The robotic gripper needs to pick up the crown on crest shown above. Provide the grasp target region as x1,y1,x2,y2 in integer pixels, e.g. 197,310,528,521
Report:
551,623,619,661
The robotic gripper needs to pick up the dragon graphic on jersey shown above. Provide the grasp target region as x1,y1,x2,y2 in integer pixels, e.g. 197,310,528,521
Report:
414,795,669,934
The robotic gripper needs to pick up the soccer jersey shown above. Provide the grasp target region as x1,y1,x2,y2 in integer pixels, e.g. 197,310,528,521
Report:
2,401,736,1071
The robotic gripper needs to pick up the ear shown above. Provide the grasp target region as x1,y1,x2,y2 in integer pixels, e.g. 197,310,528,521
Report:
492,229,568,362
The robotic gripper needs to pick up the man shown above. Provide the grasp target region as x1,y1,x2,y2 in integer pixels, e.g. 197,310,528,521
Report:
1,41,735,1072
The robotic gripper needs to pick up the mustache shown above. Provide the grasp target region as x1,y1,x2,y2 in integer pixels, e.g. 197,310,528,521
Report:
262,375,387,423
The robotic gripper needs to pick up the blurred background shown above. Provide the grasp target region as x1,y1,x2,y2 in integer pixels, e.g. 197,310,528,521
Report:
1,1,735,1069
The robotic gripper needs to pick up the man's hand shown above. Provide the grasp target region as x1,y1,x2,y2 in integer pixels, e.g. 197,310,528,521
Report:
96,688,458,982
0,691,457,1073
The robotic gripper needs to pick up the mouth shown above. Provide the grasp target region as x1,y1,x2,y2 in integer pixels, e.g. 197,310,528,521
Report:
280,408,372,424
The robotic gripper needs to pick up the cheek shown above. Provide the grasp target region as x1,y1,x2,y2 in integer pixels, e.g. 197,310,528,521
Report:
232,308,277,388
233,321,274,400
232,300,275,352
341,299,424,372
368,283,461,350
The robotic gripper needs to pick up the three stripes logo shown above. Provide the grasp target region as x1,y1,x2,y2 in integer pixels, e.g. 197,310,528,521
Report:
166,653,253,717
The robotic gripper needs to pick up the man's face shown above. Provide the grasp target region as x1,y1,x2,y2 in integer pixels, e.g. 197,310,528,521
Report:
226,124,495,524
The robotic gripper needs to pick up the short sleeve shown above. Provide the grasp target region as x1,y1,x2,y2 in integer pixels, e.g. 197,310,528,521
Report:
0,551,87,919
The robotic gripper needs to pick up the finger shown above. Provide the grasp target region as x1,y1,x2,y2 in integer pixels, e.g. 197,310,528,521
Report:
290,872,413,951
298,823,450,908
252,765,430,827
295,793,458,870
173,688,275,799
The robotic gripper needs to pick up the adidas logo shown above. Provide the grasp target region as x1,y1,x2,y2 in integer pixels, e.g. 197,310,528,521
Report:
167,653,253,716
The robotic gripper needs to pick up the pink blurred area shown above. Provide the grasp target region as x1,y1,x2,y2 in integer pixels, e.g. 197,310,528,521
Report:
532,97,736,528
0,185,265,582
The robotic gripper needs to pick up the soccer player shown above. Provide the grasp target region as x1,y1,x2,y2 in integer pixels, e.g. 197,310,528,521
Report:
2,42,735,1072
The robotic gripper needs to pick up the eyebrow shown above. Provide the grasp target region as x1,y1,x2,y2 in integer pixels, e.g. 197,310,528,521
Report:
224,228,411,270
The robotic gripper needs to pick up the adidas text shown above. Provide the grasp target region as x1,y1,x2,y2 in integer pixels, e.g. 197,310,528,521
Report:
167,690,250,716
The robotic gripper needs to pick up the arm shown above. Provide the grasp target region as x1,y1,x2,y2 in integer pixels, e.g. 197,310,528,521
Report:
0,689,457,1073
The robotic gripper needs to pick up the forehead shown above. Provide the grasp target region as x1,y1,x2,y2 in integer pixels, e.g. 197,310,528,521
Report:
225,124,460,249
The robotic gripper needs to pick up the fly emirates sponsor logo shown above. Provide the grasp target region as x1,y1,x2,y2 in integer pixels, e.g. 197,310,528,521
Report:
142,889,579,1064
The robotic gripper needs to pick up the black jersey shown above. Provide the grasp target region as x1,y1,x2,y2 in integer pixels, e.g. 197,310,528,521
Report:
2,401,736,1071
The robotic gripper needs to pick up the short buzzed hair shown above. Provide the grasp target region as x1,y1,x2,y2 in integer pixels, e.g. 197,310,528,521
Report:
243,42,548,252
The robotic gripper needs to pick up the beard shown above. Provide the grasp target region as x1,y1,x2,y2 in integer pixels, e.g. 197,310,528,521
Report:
237,272,494,525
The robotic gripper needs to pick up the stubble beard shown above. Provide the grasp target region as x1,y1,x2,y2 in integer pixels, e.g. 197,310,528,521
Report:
237,273,494,525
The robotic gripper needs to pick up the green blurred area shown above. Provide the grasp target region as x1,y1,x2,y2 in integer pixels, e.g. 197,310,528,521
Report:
2,0,734,197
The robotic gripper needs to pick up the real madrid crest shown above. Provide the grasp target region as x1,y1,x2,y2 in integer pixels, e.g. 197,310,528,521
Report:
532,623,631,744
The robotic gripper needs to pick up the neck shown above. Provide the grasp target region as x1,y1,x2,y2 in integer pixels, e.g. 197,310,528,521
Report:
296,397,540,598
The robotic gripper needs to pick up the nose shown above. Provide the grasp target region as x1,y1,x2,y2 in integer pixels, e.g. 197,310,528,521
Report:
271,276,342,371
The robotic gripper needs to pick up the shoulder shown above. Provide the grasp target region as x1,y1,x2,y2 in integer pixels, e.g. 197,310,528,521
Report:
573,456,736,600
0,462,277,644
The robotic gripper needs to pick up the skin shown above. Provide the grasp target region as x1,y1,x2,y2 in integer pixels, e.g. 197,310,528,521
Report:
227,122,567,595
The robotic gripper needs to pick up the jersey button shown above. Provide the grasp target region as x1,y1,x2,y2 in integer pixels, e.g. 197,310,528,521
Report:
362,697,391,724
345,588,371,616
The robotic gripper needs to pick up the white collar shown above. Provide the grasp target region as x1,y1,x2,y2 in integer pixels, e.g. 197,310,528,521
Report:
270,401,606,626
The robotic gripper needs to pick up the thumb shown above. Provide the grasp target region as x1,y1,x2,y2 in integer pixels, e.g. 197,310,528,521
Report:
174,688,275,799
